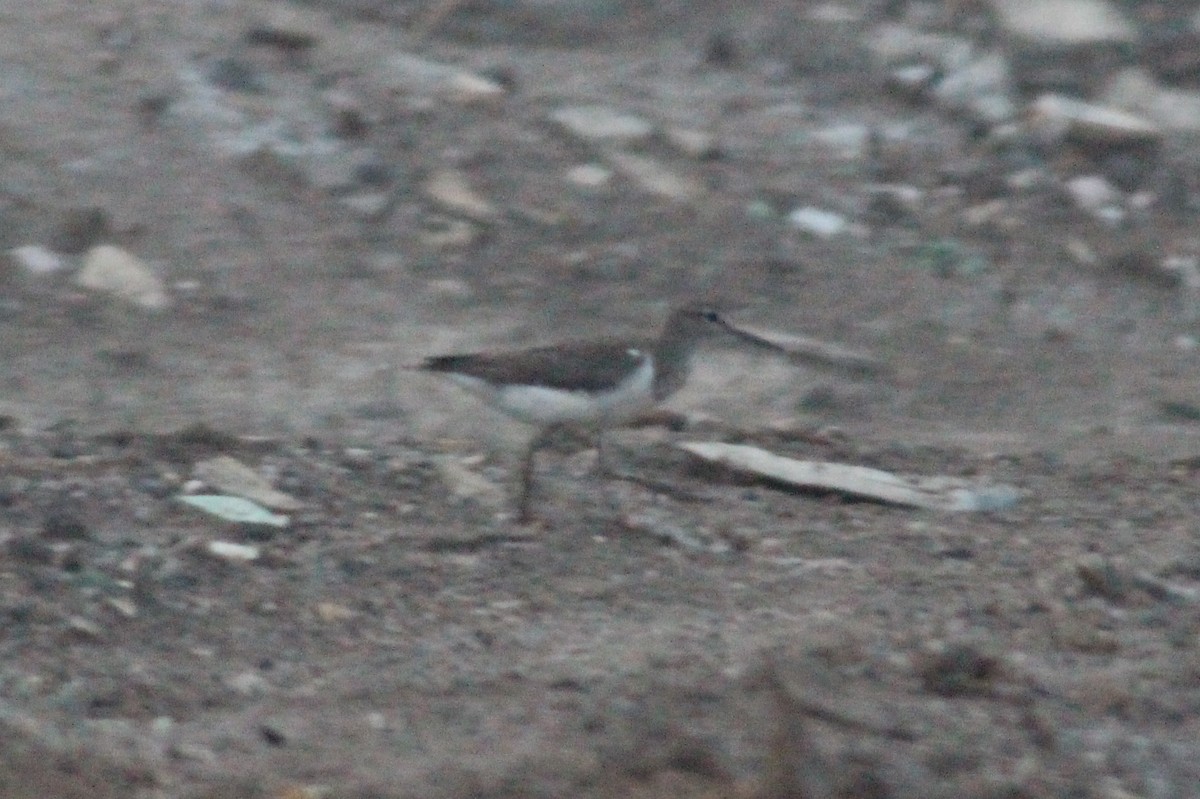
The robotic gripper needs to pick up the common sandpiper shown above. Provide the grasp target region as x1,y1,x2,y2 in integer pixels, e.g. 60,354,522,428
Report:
419,304,782,521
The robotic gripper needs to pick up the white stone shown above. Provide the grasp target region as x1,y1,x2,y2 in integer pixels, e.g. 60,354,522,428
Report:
8,245,64,275
566,163,613,187
76,245,170,309
787,207,848,238
384,53,505,104
811,123,871,159
1065,175,1120,213
989,0,1136,44
422,168,497,221
1103,68,1200,133
606,152,703,202
550,105,654,145
206,540,261,562
194,455,303,511
1028,93,1159,145
664,128,718,158
933,51,1016,124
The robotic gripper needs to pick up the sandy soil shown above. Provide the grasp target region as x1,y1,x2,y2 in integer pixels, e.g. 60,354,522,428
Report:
2,1,1200,796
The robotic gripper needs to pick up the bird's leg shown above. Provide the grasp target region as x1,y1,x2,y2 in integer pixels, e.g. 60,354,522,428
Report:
595,430,626,520
595,430,610,477
518,426,552,523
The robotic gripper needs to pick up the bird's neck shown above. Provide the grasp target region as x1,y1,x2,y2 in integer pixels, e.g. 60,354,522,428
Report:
650,318,697,401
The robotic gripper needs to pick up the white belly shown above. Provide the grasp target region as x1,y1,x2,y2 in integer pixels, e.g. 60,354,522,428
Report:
447,353,657,426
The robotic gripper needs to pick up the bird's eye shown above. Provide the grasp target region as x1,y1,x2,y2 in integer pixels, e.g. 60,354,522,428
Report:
702,309,721,322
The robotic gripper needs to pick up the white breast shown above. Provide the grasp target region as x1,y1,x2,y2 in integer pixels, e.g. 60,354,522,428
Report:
450,351,657,427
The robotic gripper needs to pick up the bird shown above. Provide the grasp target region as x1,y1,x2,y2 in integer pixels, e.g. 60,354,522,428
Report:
417,304,782,521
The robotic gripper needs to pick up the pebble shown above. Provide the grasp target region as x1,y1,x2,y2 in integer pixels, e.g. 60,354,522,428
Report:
76,244,170,310
811,123,871,159
339,192,392,219
7,245,65,276
1065,175,1121,219
383,53,505,105
1027,93,1160,146
787,206,849,238
1103,68,1200,133
664,127,718,159
989,0,1136,45
565,163,613,188
435,457,506,509
933,51,1016,125
605,151,703,202
194,455,303,511
888,63,938,97
549,105,654,146
422,168,498,221
206,540,261,562
867,23,972,67
420,215,479,249
226,669,269,696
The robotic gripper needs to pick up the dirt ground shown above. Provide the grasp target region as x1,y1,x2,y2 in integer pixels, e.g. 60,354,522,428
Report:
4,1,1200,797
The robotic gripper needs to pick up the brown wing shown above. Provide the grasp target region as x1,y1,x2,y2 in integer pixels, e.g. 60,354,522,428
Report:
421,340,649,393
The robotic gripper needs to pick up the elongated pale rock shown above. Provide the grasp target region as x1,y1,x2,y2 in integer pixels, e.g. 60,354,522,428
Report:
680,441,1019,512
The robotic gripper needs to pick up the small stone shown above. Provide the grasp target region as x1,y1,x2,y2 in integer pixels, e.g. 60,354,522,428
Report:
565,163,613,188
420,215,479,249
1065,175,1122,218
811,122,868,159
435,457,506,509
664,127,718,159
7,245,64,276
787,206,848,238
426,278,472,298
447,72,507,104
422,168,497,221
338,192,392,219
550,105,654,146
745,200,775,220
206,540,261,562
315,601,357,622
888,64,938,97
194,455,302,511
64,615,105,641
867,23,970,67
76,245,170,310
606,151,703,202
989,0,1136,45
933,51,1016,125
104,596,137,618
384,53,505,105
1103,68,1200,133
227,670,269,696
1028,93,1160,147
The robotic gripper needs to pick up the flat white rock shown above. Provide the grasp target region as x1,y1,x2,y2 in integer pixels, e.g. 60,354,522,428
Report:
988,0,1136,44
194,455,303,511
76,244,170,309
